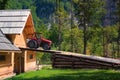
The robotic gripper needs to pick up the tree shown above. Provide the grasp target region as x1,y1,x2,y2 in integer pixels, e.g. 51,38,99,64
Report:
70,0,74,52
55,0,68,50
74,0,105,54
49,23,59,47
61,27,83,53
6,0,47,34
88,26,103,56
116,0,120,57
56,0,61,50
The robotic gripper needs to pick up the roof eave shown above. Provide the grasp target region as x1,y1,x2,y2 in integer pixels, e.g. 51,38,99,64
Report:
0,50,21,53
20,11,31,34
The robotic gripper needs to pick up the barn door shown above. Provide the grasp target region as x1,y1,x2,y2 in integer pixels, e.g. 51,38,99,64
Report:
14,53,24,74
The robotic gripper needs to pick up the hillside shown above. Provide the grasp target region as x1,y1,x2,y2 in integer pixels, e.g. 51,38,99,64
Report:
0,0,119,58
6,0,71,24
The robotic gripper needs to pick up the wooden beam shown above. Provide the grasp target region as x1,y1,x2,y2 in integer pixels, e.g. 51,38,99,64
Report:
19,47,61,53
0,50,21,53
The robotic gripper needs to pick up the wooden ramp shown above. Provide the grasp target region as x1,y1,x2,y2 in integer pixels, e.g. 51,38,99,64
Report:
19,47,61,53
20,48,120,69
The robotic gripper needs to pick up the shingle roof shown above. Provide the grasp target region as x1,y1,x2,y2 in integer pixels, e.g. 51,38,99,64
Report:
0,9,31,34
0,29,20,52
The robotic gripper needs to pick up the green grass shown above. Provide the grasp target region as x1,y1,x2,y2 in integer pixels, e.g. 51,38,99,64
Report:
6,69,120,80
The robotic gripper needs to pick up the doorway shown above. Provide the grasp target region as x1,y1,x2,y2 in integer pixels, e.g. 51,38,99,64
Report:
14,53,24,74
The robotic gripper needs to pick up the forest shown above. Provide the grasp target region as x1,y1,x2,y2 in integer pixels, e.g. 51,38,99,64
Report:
0,0,120,59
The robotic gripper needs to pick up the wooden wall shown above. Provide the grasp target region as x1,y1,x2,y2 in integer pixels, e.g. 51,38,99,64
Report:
22,14,36,72
5,14,34,48
25,61,36,71
6,34,26,48
24,51,36,71
4,14,36,73
24,14,34,38
6,31,37,72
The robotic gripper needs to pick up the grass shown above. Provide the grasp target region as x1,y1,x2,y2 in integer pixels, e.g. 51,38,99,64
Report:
6,69,120,80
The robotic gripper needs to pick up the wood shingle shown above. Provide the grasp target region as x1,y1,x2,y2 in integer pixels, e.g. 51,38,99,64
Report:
0,9,31,34
0,29,20,51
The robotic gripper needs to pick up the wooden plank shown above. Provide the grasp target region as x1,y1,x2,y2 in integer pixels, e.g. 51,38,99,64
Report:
56,52,120,64
73,65,111,69
53,60,112,67
54,60,113,67
0,22,25,27
53,55,113,66
54,65,72,67
0,9,30,16
53,64,111,69
54,62,72,65
54,59,77,62
0,17,26,22
20,47,61,53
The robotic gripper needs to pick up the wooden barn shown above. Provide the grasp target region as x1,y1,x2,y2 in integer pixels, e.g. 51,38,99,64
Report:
0,9,37,76
0,29,20,79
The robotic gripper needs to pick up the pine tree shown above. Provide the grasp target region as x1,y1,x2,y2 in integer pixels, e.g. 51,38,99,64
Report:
116,0,120,57
55,0,68,50
74,0,105,54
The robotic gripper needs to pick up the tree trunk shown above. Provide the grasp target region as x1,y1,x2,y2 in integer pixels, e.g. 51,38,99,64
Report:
56,0,62,50
83,24,87,54
83,12,87,54
103,29,106,57
117,25,120,58
103,30,109,57
58,25,62,50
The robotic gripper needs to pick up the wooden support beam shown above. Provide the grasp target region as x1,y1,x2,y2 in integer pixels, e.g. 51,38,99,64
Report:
19,47,61,53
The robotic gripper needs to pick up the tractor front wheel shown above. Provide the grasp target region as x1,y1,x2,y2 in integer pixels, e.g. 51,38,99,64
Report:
27,40,38,49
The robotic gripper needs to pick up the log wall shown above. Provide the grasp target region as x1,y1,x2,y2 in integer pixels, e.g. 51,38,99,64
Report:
0,52,14,77
52,52,120,69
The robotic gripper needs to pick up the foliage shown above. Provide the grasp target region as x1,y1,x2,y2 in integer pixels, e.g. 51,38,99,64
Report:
6,69,120,80
40,53,52,64
73,0,105,54
0,0,8,9
61,27,83,53
116,0,120,57
1,0,120,58
88,26,103,56
35,0,56,23
41,65,52,70
103,24,119,57
48,23,59,46
36,52,52,65
74,0,105,26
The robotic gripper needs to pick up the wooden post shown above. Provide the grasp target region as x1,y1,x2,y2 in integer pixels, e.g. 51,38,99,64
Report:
51,53,55,68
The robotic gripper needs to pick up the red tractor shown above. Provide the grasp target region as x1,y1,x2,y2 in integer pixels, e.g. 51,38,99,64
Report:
27,33,52,50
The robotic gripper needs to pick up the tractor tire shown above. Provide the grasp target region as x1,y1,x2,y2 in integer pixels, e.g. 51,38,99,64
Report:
27,40,38,49
42,43,50,50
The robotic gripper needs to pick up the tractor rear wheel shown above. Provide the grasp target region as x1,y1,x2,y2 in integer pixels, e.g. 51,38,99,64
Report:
42,43,50,50
27,40,38,48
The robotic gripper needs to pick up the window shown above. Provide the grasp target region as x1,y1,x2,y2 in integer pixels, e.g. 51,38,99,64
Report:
27,51,36,62
0,55,6,61
29,54,33,59
0,53,12,67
